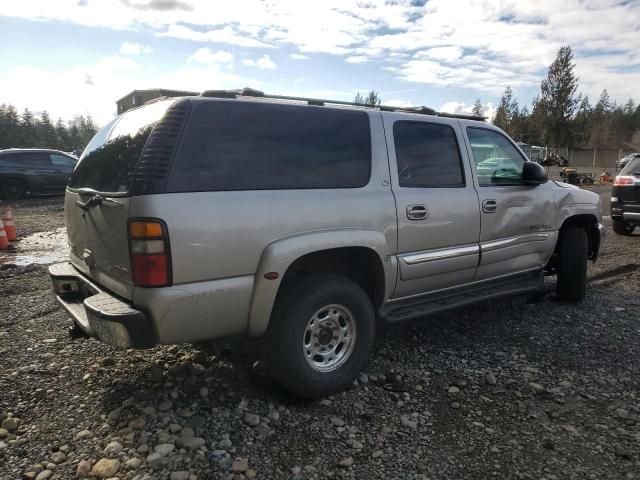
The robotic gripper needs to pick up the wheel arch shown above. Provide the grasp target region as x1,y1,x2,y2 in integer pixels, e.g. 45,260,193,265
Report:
557,213,601,261
247,229,395,337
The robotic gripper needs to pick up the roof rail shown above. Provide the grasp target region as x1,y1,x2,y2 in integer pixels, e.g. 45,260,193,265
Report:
199,88,486,120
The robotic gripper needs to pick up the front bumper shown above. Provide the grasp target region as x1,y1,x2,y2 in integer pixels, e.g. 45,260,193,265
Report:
49,262,155,348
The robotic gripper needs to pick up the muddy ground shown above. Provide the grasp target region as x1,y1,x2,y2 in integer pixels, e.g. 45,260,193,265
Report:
0,187,639,480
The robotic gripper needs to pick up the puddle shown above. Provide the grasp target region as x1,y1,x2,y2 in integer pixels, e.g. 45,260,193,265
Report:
0,227,69,267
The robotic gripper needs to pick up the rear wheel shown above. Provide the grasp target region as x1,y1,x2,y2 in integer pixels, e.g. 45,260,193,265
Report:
267,273,375,399
613,219,635,236
556,226,588,302
0,179,28,200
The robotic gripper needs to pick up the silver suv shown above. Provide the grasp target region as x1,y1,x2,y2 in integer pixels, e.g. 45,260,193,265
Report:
50,89,604,398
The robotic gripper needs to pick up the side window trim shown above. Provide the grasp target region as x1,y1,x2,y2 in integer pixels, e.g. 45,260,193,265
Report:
466,126,526,187
392,119,467,188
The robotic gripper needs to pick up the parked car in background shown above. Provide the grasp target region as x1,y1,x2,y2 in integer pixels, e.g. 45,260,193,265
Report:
49,89,603,398
618,153,640,169
611,156,640,235
0,148,77,199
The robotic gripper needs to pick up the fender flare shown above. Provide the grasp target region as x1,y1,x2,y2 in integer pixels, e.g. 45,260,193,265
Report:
247,228,396,337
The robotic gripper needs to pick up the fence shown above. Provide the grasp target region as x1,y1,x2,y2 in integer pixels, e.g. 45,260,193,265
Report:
521,147,636,171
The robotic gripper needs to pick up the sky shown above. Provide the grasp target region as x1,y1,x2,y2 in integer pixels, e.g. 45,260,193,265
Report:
1,0,639,126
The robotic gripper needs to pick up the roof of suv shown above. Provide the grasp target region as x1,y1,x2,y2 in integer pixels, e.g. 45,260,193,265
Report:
156,87,488,122
0,148,74,155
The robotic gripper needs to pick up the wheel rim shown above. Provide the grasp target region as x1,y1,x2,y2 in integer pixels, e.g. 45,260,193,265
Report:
302,304,357,373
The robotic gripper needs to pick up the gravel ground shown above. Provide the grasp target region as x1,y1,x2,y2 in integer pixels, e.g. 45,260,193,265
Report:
1,190,639,480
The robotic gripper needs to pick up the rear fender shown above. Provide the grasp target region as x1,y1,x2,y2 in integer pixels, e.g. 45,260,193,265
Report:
247,228,395,336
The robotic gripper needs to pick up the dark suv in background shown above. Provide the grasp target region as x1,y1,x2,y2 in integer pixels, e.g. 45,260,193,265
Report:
611,156,640,235
0,148,77,199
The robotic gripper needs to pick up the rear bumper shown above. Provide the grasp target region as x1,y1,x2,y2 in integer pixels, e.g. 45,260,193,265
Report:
48,262,155,348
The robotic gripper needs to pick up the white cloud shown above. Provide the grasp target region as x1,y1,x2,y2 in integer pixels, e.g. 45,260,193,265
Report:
289,53,309,60
345,56,370,64
119,41,154,55
243,54,276,70
385,98,414,108
188,48,234,67
157,24,274,49
440,101,496,120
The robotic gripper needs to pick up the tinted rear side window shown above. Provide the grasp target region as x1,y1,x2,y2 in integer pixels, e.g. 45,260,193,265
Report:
393,121,464,187
10,152,50,165
167,101,371,192
68,100,174,193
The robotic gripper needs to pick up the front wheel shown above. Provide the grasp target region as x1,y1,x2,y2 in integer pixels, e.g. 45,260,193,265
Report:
613,220,635,236
267,273,375,399
556,226,588,302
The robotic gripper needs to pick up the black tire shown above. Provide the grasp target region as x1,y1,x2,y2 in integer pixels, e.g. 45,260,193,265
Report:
1,179,28,200
556,226,588,303
613,219,635,236
267,273,375,399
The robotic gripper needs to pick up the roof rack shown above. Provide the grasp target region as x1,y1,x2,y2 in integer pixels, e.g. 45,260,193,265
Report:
199,88,486,120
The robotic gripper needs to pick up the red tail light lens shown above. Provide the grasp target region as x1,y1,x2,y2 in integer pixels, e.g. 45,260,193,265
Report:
614,176,634,185
128,219,171,287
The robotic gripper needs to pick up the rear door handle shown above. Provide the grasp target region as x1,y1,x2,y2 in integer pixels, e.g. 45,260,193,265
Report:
407,204,428,220
482,199,497,213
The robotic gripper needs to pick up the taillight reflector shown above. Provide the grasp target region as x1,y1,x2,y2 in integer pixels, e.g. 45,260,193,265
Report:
128,219,171,287
614,176,635,186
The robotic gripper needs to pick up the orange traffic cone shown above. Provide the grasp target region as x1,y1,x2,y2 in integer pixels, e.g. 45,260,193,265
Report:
1,206,16,241
0,222,9,250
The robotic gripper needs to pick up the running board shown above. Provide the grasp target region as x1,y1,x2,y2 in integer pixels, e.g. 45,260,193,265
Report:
380,269,543,323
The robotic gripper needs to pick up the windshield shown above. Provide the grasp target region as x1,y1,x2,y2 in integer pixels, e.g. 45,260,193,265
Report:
68,100,174,194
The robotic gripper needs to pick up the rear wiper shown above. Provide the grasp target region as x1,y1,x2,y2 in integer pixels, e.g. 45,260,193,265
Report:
75,194,122,211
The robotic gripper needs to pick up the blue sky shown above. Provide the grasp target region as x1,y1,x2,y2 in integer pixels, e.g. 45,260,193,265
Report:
1,0,639,126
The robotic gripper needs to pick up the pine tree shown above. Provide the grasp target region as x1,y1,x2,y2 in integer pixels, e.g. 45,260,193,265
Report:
471,99,483,117
538,45,579,146
493,86,515,133
55,118,70,151
19,108,37,147
591,89,613,147
354,90,381,106
37,111,57,148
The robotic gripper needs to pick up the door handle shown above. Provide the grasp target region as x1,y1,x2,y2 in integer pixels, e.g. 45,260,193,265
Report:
482,199,497,213
407,204,428,220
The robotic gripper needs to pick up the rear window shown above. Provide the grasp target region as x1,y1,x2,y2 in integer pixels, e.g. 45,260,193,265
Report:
621,157,640,175
4,152,50,165
68,100,174,193
166,101,371,192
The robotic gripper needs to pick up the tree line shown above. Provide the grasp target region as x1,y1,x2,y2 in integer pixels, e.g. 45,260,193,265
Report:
483,46,640,148
0,104,98,152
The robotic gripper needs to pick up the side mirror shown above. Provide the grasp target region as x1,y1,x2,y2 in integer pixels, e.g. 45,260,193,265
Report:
522,161,548,186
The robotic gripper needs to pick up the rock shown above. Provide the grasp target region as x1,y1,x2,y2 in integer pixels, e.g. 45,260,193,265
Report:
170,472,190,480
103,441,123,456
243,413,260,427
615,446,631,459
154,443,175,457
76,459,92,478
451,402,460,409
453,379,467,387
372,450,383,458
1,417,19,431
193,351,208,364
351,440,363,449
542,438,555,450
559,380,572,388
230,458,249,473
159,400,172,411
338,457,354,467
124,457,142,470
199,387,209,397
177,436,205,450
146,452,164,469
448,386,460,394
615,408,630,419
291,467,302,475
529,382,545,393
51,451,67,464
99,356,115,366
0,428,8,438
35,470,52,480
401,416,418,430
562,424,579,435
245,469,257,479
359,373,369,384
75,429,92,440
90,459,120,478
485,373,497,385
179,426,195,438
0,440,6,450
128,417,146,429
218,438,233,449
330,417,345,427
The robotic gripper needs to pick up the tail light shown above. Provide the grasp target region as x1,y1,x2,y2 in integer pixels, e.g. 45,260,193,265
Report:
128,219,171,287
614,176,634,185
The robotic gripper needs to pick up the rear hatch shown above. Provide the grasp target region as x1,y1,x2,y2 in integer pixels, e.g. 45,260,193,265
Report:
65,99,177,299
618,158,640,212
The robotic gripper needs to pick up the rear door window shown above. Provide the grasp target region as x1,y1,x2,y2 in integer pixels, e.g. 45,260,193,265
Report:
68,100,174,194
15,152,51,166
167,101,371,192
393,121,465,187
